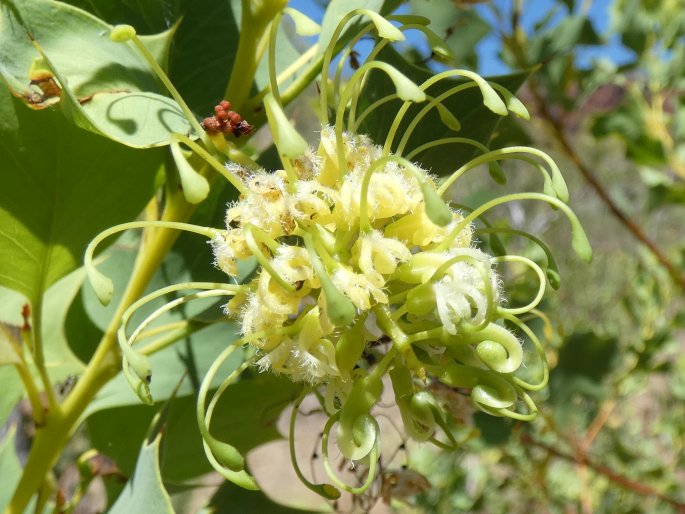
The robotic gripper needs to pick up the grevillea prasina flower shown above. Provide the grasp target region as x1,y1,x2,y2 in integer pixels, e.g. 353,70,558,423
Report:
88,6,592,501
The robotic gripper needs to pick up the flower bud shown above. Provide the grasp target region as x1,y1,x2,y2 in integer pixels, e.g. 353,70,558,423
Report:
110,24,136,42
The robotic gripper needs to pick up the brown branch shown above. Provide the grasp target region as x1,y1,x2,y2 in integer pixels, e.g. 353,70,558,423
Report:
502,7,685,292
581,399,616,452
521,432,685,513
527,79,685,292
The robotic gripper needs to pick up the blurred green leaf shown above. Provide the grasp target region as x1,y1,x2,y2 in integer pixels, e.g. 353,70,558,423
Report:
168,0,240,115
0,323,21,366
318,0,384,57
473,412,513,446
591,100,667,166
206,480,320,514
549,331,618,402
65,287,104,363
527,15,601,65
0,287,25,424
0,366,24,428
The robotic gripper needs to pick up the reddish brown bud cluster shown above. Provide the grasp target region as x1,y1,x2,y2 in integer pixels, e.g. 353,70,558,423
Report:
201,100,254,137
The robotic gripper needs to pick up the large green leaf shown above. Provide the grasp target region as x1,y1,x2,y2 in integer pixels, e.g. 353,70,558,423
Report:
59,0,182,35
87,374,300,481
356,46,529,175
107,431,175,514
0,0,190,147
85,321,245,415
169,0,240,116
0,80,161,309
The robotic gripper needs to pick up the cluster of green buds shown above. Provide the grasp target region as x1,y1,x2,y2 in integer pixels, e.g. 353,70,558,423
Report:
87,6,591,500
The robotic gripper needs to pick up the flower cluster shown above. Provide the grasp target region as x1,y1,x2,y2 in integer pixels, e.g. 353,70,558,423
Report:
96,7,592,500
211,127,495,389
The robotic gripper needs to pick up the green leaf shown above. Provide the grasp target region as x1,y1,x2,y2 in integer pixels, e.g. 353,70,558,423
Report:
55,0,241,117
318,0,384,57
107,431,175,514
0,290,25,425
527,15,601,65
473,412,512,446
409,0,490,69
0,323,22,366
40,268,87,382
254,7,307,94
0,80,161,309
0,368,24,430
85,320,245,414
87,374,300,481
64,286,104,363
356,46,529,175
0,0,190,147
58,0,182,35
169,1,240,116
0,426,22,513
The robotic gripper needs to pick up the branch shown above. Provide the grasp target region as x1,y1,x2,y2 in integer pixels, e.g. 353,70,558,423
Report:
520,432,685,513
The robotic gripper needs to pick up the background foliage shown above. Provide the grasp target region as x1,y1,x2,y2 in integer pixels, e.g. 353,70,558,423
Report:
0,0,683,513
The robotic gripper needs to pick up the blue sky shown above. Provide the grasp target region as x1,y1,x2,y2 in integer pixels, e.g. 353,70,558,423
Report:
288,0,636,76
472,0,636,75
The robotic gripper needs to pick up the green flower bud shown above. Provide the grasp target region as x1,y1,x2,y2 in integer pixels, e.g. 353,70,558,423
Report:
406,282,436,316
264,93,308,158
206,436,245,473
86,266,114,306
110,24,136,43
170,136,210,204
420,182,453,227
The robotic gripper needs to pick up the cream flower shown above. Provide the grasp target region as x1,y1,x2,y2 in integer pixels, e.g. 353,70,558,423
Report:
256,308,339,384
228,171,291,237
332,266,388,310
432,249,501,333
353,230,412,286
210,231,251,276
